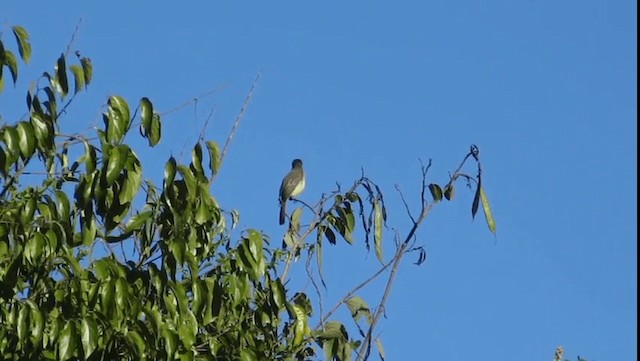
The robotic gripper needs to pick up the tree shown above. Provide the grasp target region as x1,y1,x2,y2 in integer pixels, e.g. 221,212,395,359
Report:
0,25,495,360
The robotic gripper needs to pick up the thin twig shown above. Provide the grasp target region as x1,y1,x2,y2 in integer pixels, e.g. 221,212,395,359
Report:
198,107,216,143
445,150,473,188
210,72,261,185
64,18,83,58
305,252,325,327
394,184,415,223
160,85,228,116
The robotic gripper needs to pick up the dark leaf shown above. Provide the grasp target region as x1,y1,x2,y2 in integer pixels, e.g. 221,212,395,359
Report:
428,183,443,202
471,177,481,220
444,183,455,201
55,53,68,97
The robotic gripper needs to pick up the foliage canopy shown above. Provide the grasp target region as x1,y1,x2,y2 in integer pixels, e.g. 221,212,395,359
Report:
0,25,496,360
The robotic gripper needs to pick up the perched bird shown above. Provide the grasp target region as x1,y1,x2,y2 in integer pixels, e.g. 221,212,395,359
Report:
279,159,305,225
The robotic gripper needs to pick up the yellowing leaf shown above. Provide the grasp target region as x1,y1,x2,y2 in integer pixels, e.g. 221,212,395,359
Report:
480,187,497,234
374,200,384,263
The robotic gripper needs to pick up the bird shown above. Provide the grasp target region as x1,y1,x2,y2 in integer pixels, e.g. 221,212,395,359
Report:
279,159,305,225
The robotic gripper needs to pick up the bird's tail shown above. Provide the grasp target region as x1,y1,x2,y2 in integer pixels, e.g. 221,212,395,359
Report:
279,202,286,225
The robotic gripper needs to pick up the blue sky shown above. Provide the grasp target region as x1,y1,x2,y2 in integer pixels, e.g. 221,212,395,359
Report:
3,1,637,360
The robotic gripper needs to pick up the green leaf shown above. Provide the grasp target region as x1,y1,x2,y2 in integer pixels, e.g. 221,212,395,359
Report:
119,150,142,204
169,240,186,265
149,113,161,146
374,200,384,263
161,326,178,359
81,210,97,246
16,121,36,160
69,64,85,94
191,279,205,316
292,303,308,346
164,157,177,188
178,310,197,349
3,125,19,161
105,96,131,144
480,187,497,234
55,53,69,97
177,165,197,199
81,142,98,173
115,277,129,311
101,279,115,315
270,279,286,310
240,349,257,361
58,321,77,361
202,278,217,325
104,145,126,186
30,112,53,151
239,239,258,280
3,49,18,84
191,142,205,180
12,25,31,64
25,232,46,264
429,183,443,202
195,198,210,225
205,141,220,178
140,97,153,132
75,172,95,208
316,321,347,340
21,192,37,225
80,57,92,85
17,303,29,342
80,316,98,358
126,330,146,357
345,207,356,236
125,210,153,233
54,189,71,221
140,98,160,146
29,304,44,345
346,296,372,324
334,207,354,244
248,230,265,276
